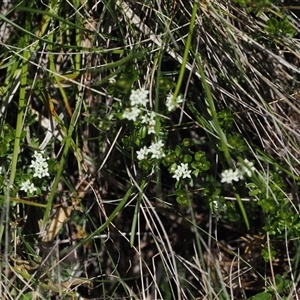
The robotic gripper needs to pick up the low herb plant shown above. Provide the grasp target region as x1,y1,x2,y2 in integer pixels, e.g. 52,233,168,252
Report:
1,0,300,299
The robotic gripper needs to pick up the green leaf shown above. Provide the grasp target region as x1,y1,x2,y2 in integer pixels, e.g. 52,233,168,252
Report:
0,143,7,157
163,152,177,166
275,274,292,293
176,189,191,207
227,133,247,152
217,109,234,129
194,151,205,161
192,169,200,177
115,73,133,92
175,145,182,157
280,19,296,37
176,194,190,207
158,76,175,91
266,18,279,34
19,292,34,300
249,189,260,196
248,292,272,300
261,247,276,262
183,154,192,163
182,138,193,148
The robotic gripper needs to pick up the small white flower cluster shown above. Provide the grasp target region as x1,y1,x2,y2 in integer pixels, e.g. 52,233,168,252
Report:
123,87,184,161
20,151,50,194
129,88,149,107
221,169,239,184
166,93,184,112
211,199,227,218
122,88,156,135
172,163,192,181
20,179,37,193
122,88,149,122
30,151,49,178
221,159,255,184
122,106,141,121
123,88,184,130
140,111,156,135
137,140,165,160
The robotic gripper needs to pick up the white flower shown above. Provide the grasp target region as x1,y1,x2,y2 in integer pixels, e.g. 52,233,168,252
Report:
172,163,192,181
137,146,149,160
122,107,141,121
166,93,184,112
20,179,37,194
140,111,155,124
221,169,240,184
108,75,116,84
140,111,156,135
236,169,245,180
32,151,47,162
129,88,149,107
148,140,165,159
238,159,255,178
30,159,47,170
30,151,49,178
221,160,254,184
33,164,50,178
212,200,219,210
147,119,156,134
211,199,227,215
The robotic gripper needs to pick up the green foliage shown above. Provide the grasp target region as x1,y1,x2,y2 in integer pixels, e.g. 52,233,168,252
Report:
233,0,272,14
114,73,136,93
249,292,272,300
261,246,276,262
246,173,300,238
158,76,176,92
191,150,210,177
217,109,234,130
1,0,300,298
250,274,292,299
265,17,296,37
19,292,34,300
272,274,292,294
176,189,192,207
227,133,247,154
161,138,210,192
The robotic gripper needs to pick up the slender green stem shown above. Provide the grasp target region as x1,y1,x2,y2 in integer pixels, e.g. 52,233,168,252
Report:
42,97,82,225
154,47,165,199
42,3,83,224
234,187,250,230
9,53,29,187
130,181,145,247
72,187,133,249
173,2,198,100
194,53,231,163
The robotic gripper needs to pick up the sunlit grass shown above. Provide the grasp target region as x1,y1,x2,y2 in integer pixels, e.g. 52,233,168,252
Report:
0,0,300,299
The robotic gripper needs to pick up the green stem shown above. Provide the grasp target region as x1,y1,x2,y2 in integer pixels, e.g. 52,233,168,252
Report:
9,28,30,187
234,188,250,230
42,96,82,225
130,181,145,247
194,53,231,163
173,2,198,100
72,187,133,249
